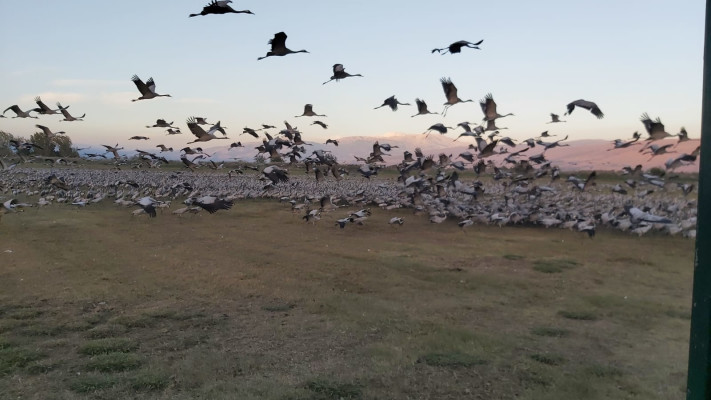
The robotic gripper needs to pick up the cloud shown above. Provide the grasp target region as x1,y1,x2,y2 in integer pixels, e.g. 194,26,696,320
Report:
19,92,86,104
51,79,125,87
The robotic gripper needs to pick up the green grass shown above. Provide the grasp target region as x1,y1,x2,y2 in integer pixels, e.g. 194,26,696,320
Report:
558,310,599,321
84,353,142,372
530,353,566,366
68,375,118,393
531,327,571,338
417,352,488,368
533,258,581,273
0,347,45,375
0,195,695,399
78,338,138,355
305,379,362,399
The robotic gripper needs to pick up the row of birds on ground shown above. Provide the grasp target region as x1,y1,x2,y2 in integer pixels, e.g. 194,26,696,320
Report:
0,159,698,240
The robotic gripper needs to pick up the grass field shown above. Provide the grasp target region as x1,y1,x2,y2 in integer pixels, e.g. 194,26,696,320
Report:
0,200,693,399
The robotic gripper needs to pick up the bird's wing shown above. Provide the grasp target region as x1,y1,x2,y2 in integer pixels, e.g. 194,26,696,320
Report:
270,32,287,50
186,118,207,138
131,75,150,94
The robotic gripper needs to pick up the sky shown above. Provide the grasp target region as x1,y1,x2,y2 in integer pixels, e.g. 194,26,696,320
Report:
0,0,705,153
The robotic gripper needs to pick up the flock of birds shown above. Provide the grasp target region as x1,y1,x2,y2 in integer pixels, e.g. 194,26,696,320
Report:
0,0,700,239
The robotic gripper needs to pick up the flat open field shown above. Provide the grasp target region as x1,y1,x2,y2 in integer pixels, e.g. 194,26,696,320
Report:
0,199,693,399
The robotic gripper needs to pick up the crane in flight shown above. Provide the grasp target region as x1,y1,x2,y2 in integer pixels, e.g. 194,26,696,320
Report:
432,40,483,54
257,32,308,60
131,75,171,102
189,1,254,17
323,64,363,85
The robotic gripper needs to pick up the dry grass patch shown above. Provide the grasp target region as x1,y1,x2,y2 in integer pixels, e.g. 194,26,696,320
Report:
79,338,138,355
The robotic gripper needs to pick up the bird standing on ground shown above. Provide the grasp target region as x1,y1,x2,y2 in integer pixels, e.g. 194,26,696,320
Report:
131,75,171,102
257,32,308,60
323,64,363,84
431,40,483,54
565,99,604,119
374,95,410,111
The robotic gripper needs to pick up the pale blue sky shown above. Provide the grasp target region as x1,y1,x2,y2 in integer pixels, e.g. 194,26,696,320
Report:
0,1,705,150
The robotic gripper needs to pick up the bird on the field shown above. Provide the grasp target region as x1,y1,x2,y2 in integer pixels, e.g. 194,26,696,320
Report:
189,0,254,17
136,197,159,218
374,95,410,111
296,104,326,117
411,98,438,117
131,75,171,102
431,39,483,54
565,99,604,119
323,64,363,84
480,93,513,121
389,217,405,225
3,105,38,118
547,113,566,123
257,32,307,60
33,97,61,115
190,195,234,214
440,77,473,116
311,120,328,129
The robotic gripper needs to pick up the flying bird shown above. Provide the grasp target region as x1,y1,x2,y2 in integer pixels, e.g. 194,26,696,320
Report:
480,93,513,121
189,0,254,17
296,104,326,117
565,99,604,119
131,75,171,102
323,64,363,85
431,40,483,54
3,105,38,119
57,103,85,121
374,95,410,111
411,98,438,117
423,123,453,137
440,77,473,116
311,121,328,129
33,97,61,115
186,117,229,143
639,113,672,141
147,119,175,128
547,113,566,123
263,165,289,184
257,32,308,60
